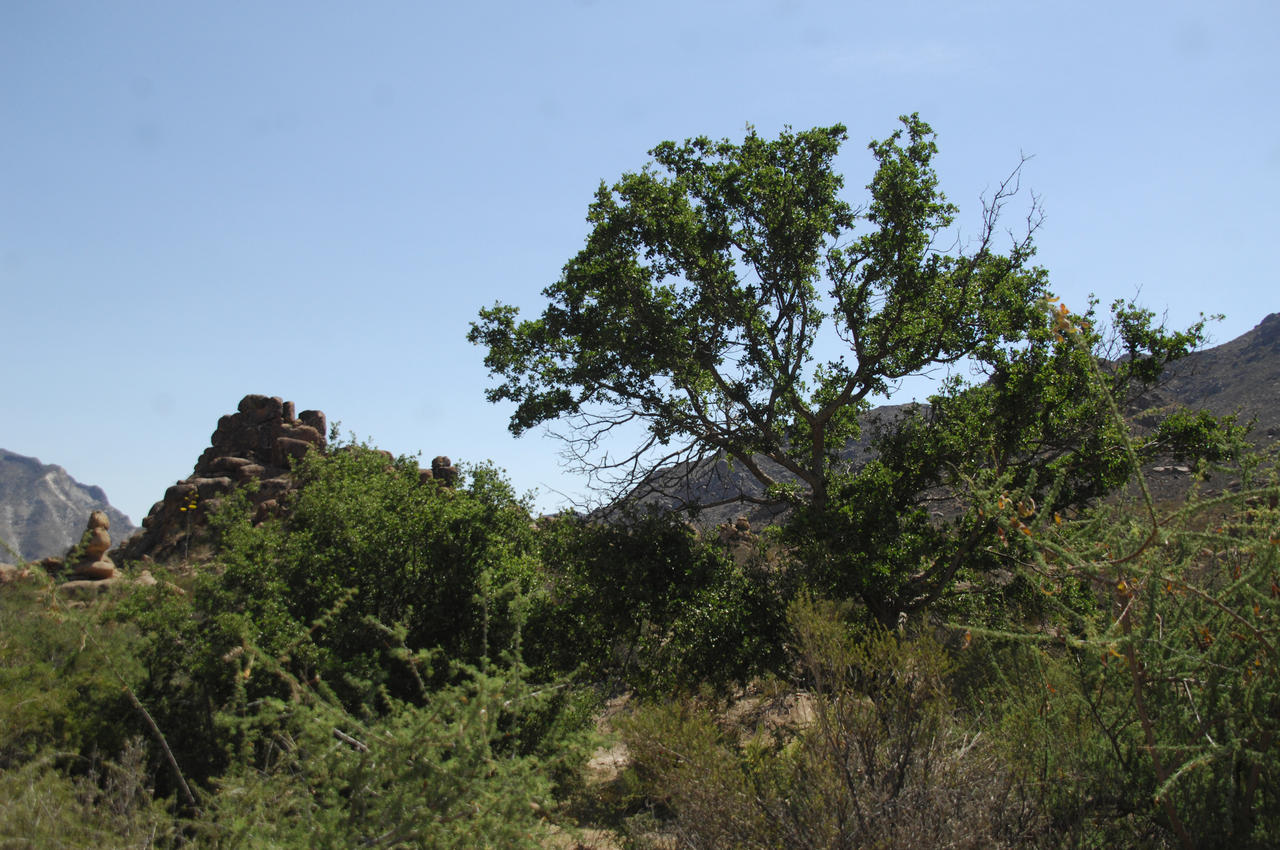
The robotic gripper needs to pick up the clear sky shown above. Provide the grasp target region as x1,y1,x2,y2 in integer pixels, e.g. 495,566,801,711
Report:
3,1,1277,525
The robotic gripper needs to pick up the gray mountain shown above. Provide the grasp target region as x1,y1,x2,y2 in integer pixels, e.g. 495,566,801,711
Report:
0,450,136,562
1130,312,1280,443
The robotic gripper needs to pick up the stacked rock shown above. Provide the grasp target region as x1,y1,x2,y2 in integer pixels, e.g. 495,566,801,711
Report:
431,455,459,486
69,510,118,580
116,393,460,566
120,394,328,563
715,515,757,565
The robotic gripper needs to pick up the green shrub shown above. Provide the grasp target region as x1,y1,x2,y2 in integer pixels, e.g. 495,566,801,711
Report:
190,446,543,710
0,578,147,770
962,452,1280,848
528,510,787,694
620,596,1045,849
187,650,592,849
0,740,179,849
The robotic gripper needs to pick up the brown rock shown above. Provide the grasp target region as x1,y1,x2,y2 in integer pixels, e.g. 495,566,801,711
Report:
280,423,323,447
66,511,118,581
211,456,254,473
235,463,267,482
299,409,327,440
257,477,293,499
254,499,281,524
238,394,284,424
191,477,234,498
274,437,314,465
74,560,118,580
118,395,329,565
84,527,112,560
165,482,198,503
431,456,459,486
0,564,32,584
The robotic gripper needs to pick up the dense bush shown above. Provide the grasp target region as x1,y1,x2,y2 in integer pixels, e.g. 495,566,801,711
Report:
528,509,788,694
0,578,146,771
3,428,1276,848
985,470,1280,848
204,446,543,705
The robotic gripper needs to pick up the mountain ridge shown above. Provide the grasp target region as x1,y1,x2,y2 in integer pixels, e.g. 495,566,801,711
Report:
0,449,136,562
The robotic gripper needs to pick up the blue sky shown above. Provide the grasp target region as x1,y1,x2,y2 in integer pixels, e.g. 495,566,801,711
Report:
3,1,1277,525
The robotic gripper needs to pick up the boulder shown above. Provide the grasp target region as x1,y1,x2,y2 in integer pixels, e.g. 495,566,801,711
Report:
0,563,32,584
238,394,284,424
274,437,315,465
431,456,459,486
299,409,327,438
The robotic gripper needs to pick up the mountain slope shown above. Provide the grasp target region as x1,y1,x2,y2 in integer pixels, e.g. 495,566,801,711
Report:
0,449,136,562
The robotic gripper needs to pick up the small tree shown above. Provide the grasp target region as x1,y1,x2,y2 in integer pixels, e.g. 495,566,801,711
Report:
470,115,1049,511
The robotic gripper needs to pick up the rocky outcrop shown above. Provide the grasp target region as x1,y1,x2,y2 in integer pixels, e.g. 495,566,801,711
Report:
0,449,136,562
119,394,329,564
716,515,758,564
428,455,459,486
0,563,31,584
115,394,459,566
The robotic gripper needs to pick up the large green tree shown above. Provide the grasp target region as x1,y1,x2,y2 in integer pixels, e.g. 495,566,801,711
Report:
470,117,1212,542
470,115,1051,511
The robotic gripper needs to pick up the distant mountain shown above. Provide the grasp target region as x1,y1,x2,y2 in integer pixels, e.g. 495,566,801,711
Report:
0,450,136,562
1130,312,1280,443
633,313,1280,528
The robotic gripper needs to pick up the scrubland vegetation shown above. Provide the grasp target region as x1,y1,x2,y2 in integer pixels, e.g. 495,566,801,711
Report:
4,116,1277,847
2,422,1276,848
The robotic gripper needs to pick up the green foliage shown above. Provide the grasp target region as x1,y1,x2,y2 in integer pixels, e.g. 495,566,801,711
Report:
0,742,180,849
956,443,1280,848
786,296,1224,622
0,578,145,769
1153,408,1252,468
470,115,1048,510
197,445,542,708
620,596,1043,849
183,648,592,850
472,115,1227,622
528,510,787,694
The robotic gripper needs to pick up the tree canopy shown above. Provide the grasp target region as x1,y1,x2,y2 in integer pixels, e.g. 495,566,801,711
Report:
469,116,1206,519
470,116,1055,510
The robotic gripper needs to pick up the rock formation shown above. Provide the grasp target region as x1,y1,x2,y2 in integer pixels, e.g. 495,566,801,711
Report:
118,394,328,563
429,455,459,486
115,394,458,565
68,510,118,579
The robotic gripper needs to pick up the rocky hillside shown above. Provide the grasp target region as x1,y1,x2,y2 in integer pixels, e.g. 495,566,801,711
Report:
1131,311,1280,443
0,449,136,561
